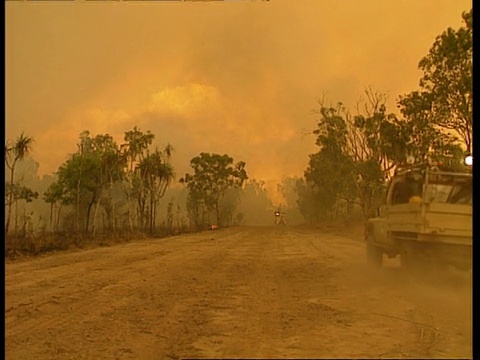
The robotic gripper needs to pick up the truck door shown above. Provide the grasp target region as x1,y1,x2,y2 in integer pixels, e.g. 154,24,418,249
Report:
376,176,409,247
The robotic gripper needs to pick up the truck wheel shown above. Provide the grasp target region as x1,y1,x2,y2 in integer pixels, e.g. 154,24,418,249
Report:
366,234,382,267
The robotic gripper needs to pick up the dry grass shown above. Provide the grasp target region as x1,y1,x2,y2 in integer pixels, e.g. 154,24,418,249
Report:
4,231,150,261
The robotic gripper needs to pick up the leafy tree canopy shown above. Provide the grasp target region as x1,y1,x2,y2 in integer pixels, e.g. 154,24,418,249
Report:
399,9,472,152
181,152,247,226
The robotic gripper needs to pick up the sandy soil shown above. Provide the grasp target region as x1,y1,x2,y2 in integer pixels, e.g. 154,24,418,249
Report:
5,225,472,359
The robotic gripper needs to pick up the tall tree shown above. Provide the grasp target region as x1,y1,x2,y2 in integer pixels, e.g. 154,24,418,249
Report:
43,180,65,232
137,146,175,233
121,127,155,230
397,90,464,169
5,133,35,234
400,9,472,152
56,150,102,233
295,177,330,224
48,131,126,234
88,133,126,234
181,153,247,228
302,91,408,222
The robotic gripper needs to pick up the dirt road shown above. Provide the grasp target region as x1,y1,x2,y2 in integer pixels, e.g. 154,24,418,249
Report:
5,226,472,359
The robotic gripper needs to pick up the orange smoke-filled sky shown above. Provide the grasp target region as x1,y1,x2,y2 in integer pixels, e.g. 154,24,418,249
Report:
5,0,471,201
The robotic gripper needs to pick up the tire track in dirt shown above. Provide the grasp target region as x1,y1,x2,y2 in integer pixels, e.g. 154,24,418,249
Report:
6,229,246,359
6,225,472,359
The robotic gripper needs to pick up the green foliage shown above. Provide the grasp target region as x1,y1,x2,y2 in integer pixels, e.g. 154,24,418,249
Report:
181,153,247,228
123,127,155,170
313,106,349,153
6,183,39,205
295,177,326,223
56,150,101,232
44,128,174,234
353,159,386,219
43,180,66,232
397,90,466,170
47,131,126,233
43,177,66,205
304,151,356,213
400,9,472,152
302,25,472,225
136,146,175,233
121,127,174,232
56,128,173,234
5,133,34,171
301,94,400,222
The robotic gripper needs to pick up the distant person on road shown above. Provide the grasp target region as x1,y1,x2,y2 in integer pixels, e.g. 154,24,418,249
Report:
274,209,281,225
274,209,287,225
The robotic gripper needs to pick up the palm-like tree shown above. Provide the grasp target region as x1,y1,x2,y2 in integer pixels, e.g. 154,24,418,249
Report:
138,146,175,233
5,133,34,234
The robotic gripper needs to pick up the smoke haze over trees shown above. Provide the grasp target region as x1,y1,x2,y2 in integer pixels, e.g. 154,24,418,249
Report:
4,6,472,257
6,1,470,193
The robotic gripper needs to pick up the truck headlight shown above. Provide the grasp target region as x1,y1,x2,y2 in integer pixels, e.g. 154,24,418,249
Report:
465,155,473,166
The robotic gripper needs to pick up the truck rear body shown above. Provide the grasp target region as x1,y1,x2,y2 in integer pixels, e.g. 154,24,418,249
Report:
366,163,472,270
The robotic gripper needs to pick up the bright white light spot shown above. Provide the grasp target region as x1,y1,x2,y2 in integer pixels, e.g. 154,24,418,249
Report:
465,155,473,166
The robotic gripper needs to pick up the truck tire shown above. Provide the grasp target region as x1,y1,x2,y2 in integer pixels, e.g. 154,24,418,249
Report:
366,233,383,267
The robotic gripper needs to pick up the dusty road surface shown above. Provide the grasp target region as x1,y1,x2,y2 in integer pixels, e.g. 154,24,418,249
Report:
6,226,472,359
